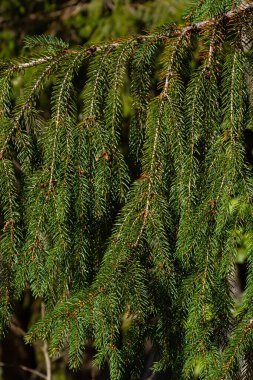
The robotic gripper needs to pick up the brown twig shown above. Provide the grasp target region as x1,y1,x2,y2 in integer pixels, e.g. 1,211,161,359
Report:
0,362,47,380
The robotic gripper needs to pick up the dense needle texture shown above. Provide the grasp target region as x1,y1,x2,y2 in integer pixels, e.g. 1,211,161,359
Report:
0,1,253,379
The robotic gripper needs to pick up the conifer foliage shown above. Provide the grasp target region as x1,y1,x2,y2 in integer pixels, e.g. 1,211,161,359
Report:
0,1,253,379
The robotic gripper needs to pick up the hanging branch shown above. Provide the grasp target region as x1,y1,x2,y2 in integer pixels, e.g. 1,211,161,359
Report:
1,2,253,379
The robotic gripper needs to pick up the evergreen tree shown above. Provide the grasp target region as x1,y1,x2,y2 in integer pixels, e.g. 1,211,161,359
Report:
0,1,253,379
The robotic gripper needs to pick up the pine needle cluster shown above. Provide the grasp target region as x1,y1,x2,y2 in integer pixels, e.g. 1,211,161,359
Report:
0,1,253,379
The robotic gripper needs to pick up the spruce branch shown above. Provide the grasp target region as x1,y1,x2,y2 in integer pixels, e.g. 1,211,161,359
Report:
1,1,253,378
0,52,68,162
184,0,208,20
48,50,86,191
221,318,253,380
1,2,250,82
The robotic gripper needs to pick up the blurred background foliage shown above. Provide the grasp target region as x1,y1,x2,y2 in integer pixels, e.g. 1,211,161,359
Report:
0,0,187,58
0,1,189,379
